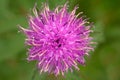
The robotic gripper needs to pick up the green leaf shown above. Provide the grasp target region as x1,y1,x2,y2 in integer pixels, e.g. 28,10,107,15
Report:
65,71,81,80
92,21,105,43
0,0,14,19
0,33,24,62
0,17,27,33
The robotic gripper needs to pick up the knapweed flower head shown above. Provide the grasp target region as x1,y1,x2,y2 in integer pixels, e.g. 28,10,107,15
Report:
19,2,94,76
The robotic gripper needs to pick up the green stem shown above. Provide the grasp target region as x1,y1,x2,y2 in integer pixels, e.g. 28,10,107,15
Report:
31,68,37,80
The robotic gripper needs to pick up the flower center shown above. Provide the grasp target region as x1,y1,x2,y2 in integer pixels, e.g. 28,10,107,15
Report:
48,35,66,49
54,38,62,48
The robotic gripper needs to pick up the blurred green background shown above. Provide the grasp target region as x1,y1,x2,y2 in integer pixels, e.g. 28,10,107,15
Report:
0,0,120,80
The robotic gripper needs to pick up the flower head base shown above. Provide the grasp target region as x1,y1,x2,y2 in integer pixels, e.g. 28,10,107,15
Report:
20,2,94,76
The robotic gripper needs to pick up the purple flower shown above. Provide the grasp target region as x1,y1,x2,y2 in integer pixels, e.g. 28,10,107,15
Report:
19,2,94,76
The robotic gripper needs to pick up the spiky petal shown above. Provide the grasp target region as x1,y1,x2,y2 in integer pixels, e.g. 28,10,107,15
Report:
20,2,94,76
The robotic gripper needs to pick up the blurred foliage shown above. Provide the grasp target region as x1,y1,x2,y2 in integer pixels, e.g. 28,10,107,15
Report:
0,0,120,80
